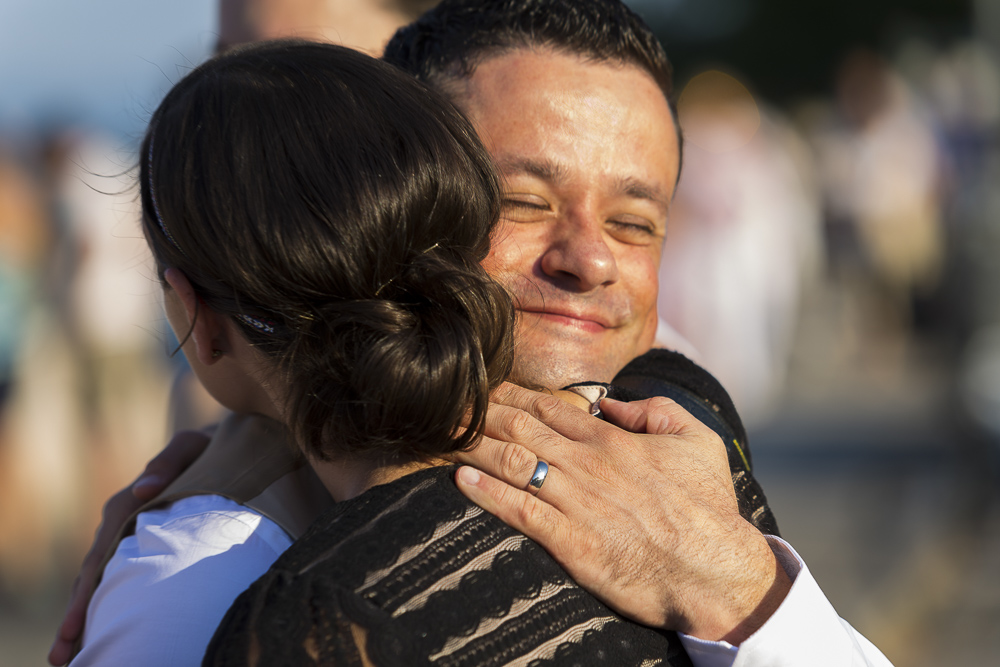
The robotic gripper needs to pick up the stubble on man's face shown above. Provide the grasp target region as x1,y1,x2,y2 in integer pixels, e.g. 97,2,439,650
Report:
453,48,681,389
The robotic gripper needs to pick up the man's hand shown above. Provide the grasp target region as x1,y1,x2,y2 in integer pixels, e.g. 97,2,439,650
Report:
453,383,791,643
48,430,212,666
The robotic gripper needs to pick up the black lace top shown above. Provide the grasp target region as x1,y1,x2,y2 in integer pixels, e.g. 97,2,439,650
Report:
204,348,777,665
204,466,694,667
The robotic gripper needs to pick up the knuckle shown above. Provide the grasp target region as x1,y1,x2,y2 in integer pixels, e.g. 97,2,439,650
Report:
531,394,563,422
645,396,677,413
514,495,546,528
501,443,537,483
505,409,539,441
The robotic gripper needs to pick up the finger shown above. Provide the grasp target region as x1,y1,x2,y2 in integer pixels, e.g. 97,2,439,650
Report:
492,383,607,441
48,603,84,665
455,435,539,487
602,398,730,479
479,400,565,461
455,437,567,503
598,397,657,433
601,396,694,437
132,429,211,500
454,466,567,544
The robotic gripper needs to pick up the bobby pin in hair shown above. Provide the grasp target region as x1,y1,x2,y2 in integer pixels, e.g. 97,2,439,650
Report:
375,242,441,296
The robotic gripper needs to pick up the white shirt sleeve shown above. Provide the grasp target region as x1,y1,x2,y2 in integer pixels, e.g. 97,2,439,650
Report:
74,495,293,667
679,536,895,667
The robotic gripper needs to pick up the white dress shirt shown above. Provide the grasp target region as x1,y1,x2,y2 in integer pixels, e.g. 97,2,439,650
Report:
680,536,894,666
75,496,293,667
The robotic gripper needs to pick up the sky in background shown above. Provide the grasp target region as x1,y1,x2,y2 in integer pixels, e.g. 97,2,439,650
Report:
0,0,984,140
0,0,214,138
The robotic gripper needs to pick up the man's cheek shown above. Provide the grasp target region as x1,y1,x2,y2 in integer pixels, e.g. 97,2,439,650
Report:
624,254,661,347
484,220,533,275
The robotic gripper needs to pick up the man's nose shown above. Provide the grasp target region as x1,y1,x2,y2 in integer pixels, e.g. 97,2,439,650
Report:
538,211,619,292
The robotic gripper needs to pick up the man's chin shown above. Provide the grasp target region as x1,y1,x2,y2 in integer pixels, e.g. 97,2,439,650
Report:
510,349,623,391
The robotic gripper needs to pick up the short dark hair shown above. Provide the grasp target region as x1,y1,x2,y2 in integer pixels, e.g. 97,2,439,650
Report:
141,40,515,462
383,0,676,104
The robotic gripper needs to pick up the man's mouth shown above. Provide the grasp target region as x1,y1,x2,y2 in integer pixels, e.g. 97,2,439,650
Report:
517,307,613,333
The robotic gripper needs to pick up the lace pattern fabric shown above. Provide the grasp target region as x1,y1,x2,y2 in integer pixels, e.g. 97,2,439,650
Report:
204,467,693,667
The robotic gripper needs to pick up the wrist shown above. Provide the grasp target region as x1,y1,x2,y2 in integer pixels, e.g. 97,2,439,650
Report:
719,551,792,644
681,532,793,644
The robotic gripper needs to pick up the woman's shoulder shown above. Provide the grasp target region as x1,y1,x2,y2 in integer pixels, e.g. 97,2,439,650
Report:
134,494,294,556
75,494,293,667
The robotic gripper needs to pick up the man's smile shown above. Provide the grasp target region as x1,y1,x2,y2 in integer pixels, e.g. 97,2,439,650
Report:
517,306,614,333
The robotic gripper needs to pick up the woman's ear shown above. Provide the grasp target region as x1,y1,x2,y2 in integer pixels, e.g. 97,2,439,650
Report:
163,268,230,367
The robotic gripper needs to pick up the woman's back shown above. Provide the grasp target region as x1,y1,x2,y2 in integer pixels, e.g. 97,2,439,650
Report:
205,466,692,667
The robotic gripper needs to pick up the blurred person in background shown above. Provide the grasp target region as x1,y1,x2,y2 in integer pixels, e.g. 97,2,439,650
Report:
217,0,436,54
807,48,945,378
0,129,173,596
57,134,172,482
0,148,48,422
917,41,1000,438
657,70,822,425
0,144,60,590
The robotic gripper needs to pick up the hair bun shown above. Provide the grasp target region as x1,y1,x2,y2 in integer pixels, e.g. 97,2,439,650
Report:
285,247,514,461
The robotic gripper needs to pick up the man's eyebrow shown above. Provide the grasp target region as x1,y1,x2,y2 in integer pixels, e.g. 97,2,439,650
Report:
495,157,567,184
616,176,671,213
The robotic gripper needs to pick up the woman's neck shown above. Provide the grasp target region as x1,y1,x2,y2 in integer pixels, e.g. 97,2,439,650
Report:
309,456,444,502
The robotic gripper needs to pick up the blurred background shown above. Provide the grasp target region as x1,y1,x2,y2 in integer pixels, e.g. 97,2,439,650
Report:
0,0,997,665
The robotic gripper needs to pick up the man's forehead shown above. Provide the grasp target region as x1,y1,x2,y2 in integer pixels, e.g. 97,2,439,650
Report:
454,48,680,203
456,50,669,130
449,46,682,185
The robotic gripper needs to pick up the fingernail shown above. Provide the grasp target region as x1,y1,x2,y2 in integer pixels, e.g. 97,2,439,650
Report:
456,466,481,486
132,474,162,494
601,397,621,405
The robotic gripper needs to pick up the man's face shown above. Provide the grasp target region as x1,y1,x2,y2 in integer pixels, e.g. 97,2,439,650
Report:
453,48,681,389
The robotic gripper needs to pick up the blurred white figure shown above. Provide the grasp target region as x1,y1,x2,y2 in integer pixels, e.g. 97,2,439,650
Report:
813,50,944,329
59,135,172,477
657,71,821,425
837,50,943,303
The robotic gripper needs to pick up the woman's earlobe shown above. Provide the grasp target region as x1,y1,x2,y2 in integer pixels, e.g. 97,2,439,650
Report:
191,311,230,367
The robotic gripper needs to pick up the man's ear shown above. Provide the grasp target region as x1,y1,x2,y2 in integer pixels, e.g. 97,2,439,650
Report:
163,268,230,367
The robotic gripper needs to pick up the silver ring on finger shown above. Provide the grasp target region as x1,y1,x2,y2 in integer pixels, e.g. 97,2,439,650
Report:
526,460,549,496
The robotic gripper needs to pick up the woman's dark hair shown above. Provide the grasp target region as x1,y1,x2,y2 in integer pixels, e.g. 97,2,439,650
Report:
141,40,515,462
